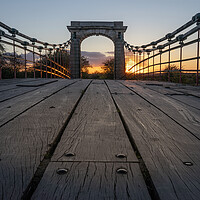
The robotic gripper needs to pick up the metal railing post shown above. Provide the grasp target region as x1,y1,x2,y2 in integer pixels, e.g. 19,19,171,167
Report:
133,51,136,79
45,49,48,78
153,49,155,80
24,47,27,78
44,43,48,78
136,52,138,79
157,45,164,81
38,46,43,78
13,40,16,78
53,45,56,78
56,48,59,72
159,51,162,81
40,51,42,78
33,46,35,78
168,44,171,82
179,44,183,84
49,49,52,78
197,28,200,86
139,51,141,79
143,51,145,80
0,53,2,80
147,52,150,80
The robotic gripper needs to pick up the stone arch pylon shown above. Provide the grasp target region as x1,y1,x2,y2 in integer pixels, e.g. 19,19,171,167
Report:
67,21,127,79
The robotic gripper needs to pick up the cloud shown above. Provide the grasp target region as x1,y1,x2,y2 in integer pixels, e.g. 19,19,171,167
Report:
81,51,106,59
13,51,113,67
4,52,39,63
105,51,114,54
81,51,113,66
20,52,39,62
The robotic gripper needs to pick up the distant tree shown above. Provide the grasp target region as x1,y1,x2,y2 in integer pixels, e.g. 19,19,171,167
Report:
35,52,91,78
81,56,92,78
0,43,5,53
47,50,70,68
4,53,23,67
0,43,6,68
163,64,182,83
163,64,180,72
2,53,24,78
34,50,70,78
101,58,114,79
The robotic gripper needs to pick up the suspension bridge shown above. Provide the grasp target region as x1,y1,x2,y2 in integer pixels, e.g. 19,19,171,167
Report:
0,14,200,200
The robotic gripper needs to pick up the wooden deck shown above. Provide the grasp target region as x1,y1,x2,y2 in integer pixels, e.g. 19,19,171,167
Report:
0,78,200,200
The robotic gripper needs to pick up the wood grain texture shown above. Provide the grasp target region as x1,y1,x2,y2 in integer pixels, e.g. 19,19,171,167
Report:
16,79,58,87
0,79,59,102
32,162,150,200
52,80,137,162
136,81,200,110
106,80,200,200
170,95,200,110
171,85,200,98
0,78,42,92
140,80,200,97
0,79,75,127
0,80,90,199
0,86,38,102
121,80,200,140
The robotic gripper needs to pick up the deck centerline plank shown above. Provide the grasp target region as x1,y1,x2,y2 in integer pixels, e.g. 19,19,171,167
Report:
32,162,150,200
52,80,137,162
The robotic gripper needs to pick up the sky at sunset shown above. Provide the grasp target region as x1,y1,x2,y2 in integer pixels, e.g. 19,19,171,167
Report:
1,0,200,71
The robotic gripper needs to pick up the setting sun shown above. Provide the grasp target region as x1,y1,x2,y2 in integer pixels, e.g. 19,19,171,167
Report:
125,59,135,73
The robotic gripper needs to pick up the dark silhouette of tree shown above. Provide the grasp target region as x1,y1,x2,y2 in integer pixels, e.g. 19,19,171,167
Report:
162,64,195,85
0,43,6,68
163,64,180,73
0,43,4,53
81,56,92,78
101,58,114,79
1,53,23,78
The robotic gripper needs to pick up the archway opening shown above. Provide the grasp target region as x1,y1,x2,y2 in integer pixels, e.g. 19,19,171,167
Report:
81,35,114,79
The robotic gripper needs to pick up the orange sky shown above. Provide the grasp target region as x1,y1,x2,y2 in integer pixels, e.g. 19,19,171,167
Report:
87,65,105,74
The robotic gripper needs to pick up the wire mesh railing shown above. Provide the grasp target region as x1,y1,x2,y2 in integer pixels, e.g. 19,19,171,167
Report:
0,21,71,79
124,13,200,85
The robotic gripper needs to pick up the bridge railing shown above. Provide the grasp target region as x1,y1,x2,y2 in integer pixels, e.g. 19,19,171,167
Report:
0,21,71,79
124,13,200,85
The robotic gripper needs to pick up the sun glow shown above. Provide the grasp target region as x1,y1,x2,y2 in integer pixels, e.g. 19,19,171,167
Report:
88,66,104,74
125,59,135,73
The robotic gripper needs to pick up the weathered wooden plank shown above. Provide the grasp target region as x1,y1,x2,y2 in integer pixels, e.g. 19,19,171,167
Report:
52,80,137,162
0,79,75,127
106,80,200,200
16,79,58,87
144,84,183,95
136,81,200,110
0,86,38,102
32,162,150,200
0,79,59,103
122,80,200,140
0,78,38,86
0,80,90,199
137,80,200,98
167,95,200,110
0,78,39,91
171,85,200,98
